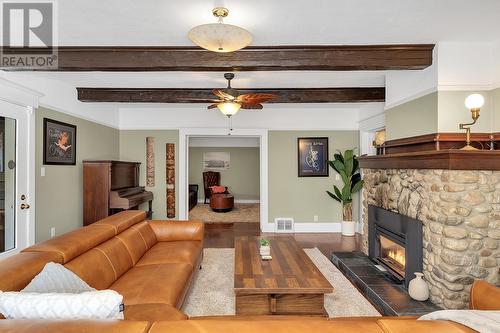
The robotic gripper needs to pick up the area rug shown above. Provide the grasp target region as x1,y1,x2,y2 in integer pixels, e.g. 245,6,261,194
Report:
188,204,260,223
182,248,380,317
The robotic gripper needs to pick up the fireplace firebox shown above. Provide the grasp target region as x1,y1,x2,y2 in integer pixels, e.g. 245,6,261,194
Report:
368,205,423,287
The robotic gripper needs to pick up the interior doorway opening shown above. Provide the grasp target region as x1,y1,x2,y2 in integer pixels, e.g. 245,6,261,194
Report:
187,136,260,223
179,128,269,231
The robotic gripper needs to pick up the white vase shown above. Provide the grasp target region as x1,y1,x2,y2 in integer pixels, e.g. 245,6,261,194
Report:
408,272,429,301
341,221,356,236
260,245,271,256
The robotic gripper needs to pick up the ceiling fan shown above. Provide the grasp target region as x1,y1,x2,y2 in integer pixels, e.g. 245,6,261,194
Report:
182,73,277,117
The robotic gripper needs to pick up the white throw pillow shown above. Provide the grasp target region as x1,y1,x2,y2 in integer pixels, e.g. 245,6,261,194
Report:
22,262,95,293
0,290,124,320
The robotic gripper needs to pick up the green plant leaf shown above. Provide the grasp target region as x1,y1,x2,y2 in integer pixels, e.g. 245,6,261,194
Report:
351,179,364,193
353,158,359,174
351,173,361,188
334,152,344,164
339,169,349,185
334,186,342,200
342,184,351,201
328,160,340,173
344,149,354,175
333,160,345,173
326,191,341,203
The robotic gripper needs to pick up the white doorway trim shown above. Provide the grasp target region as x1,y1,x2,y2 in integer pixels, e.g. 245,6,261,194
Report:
0,78,41,258
179,128,269,232
358,113,386,235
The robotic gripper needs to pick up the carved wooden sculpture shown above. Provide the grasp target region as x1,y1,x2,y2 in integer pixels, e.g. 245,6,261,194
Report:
166,143,175,218
146,137,155,187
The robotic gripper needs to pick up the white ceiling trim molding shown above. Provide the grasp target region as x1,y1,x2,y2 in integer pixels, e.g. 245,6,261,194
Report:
0,77,43,108
189,136,260,147
2,73,120,129
384,87,437,110
118,104,384,131
437,82,500,92
359,112,386,132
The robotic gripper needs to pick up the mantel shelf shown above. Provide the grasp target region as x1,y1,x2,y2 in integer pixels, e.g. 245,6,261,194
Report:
357,149,500,170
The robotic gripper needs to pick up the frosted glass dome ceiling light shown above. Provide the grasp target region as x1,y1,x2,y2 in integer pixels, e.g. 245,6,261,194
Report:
188,7,252,53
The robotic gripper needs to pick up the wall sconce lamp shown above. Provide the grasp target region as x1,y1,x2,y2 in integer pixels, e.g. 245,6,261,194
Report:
459,94,484,150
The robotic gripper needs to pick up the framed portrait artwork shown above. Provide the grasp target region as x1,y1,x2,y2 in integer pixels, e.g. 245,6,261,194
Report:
43,118,77,165
297,137,329,177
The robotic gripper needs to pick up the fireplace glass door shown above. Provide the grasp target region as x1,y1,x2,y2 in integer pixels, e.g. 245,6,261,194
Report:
379,235,406,280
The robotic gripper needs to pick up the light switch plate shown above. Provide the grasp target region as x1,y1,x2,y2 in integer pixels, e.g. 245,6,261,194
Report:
41,167,45,177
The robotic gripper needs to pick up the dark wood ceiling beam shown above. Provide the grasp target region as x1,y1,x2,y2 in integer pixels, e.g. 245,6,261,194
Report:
77,87,385,103
2,45,434,71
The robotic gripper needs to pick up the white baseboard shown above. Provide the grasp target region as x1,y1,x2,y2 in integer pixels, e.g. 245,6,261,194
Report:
197,199,260,204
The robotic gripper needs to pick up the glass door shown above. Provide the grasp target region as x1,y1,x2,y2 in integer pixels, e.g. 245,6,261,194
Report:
0,100,32,257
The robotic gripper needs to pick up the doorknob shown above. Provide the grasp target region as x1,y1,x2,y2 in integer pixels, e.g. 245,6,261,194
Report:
20,203,30,210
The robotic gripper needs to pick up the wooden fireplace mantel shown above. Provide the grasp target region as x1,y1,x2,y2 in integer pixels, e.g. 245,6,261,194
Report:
357,132,500,170
357,149,500,170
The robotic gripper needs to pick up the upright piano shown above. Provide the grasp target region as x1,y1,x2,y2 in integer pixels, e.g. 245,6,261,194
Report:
83,160,153,226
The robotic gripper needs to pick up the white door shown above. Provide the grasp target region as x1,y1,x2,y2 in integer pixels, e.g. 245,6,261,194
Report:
0,100,33,258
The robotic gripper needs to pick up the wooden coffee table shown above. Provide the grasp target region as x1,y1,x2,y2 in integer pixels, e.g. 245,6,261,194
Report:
234,236,333,316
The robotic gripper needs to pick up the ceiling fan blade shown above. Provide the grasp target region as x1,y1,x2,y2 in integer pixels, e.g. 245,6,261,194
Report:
241,103,263,110
235,93,277,105
213,89,236,101
207,104,219,109
176,98,222,103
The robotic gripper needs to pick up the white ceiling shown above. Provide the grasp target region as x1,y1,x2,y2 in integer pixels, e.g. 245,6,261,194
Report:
17,71,385,88
57,0,500,46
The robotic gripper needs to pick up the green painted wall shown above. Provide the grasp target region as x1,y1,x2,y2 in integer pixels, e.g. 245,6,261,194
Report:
438,90,495,133
119,130,179,220
385,92,438,140
493,88,500,132
268,131,359,224
36,107,119,242
189,147,260,201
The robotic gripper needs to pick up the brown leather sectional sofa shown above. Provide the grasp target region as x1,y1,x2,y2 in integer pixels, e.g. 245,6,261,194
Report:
0,210,498,333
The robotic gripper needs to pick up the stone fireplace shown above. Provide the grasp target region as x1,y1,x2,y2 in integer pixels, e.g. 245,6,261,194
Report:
362,169,500,309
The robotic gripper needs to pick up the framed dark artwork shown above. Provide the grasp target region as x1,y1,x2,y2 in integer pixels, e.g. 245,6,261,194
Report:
297,137,329,177
43,118,77,165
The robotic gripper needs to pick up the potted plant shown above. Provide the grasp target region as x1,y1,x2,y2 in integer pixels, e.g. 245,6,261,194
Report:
259,238,271,256
326,149,364,236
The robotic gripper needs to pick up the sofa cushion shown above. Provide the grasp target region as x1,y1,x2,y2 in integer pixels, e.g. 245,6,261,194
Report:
64,249,117,290
124,303,187,321
110,263,192,307
148,221,204,242
469,280,500,310
149,320,385,333
0,290,124,320
136,241,202,269
377,318,476,333
22,262,95,293
0,252,63,292
131,221,158,249
0,320,149,333
115,222,159,266
95,237,134,280
22,225,116,263
95,210,146,234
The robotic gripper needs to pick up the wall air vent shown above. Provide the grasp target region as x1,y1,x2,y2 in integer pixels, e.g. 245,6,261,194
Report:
274,218,294,233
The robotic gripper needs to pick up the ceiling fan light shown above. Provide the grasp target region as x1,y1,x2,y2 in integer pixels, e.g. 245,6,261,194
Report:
217,102,241,116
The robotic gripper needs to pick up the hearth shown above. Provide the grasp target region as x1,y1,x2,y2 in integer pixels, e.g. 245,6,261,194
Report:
368,205,423,287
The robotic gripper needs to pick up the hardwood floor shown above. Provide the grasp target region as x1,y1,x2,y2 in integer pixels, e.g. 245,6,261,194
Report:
204,222,361,257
